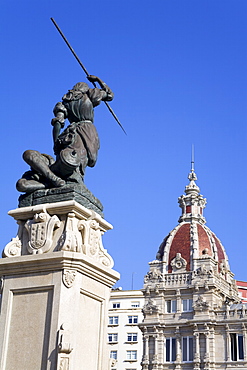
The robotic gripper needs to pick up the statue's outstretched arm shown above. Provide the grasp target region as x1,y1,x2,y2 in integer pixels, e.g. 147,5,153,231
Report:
87,75,114,102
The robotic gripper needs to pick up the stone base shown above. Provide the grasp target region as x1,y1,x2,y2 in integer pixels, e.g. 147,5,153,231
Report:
1,200,119,369
18,183,103,217
0,251,119,370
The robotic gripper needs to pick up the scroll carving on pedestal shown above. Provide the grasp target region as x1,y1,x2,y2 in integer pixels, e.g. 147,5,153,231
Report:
58,212,82,253
3,236,22,258
78,217,113,268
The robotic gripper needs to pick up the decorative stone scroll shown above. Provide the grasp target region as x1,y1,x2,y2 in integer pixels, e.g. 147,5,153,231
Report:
78,216,113,267
2,220,24,258
3,236,22,258
58,213,82,253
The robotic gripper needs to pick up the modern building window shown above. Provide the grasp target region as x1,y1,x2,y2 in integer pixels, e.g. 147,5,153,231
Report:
126,350,137,360
165,337,176,362
112,302,120,308
109,316,119,325
108,333,118,342
182,336,193,362
182,299,193,312
131,301,140,308
166,300,177,313
110,350,118,360
128,315,138,324
127,333,138,342
230,334,244,361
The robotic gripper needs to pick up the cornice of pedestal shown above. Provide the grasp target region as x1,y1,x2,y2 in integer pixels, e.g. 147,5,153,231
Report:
8,200,113,232
0,251,120,288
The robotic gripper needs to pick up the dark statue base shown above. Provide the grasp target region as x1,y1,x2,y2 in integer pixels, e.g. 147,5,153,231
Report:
18,184,103,217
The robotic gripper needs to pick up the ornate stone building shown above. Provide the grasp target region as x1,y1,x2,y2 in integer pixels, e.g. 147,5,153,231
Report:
139,167,247,370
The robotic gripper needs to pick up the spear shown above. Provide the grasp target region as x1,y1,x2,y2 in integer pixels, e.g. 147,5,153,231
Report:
51,17,127,135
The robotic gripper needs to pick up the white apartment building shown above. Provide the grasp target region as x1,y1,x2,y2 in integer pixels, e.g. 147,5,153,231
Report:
108,289,145,370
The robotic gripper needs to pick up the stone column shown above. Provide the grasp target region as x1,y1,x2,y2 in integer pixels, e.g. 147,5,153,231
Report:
193,326,200,370
152,330,158,368
141,331,149,370
175,327,181,370
225,325,230,362
210,326,215,370
242,324,247,361
176,289,181,313
204,330,210,369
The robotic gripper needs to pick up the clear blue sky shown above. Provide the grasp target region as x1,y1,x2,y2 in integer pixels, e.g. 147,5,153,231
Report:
0,1,246,289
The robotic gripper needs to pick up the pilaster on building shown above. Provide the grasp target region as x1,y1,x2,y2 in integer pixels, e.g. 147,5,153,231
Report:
139,167,247,370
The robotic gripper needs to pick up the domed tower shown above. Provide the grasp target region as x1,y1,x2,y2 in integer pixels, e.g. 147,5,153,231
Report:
156,166,231,278
139,167,246,370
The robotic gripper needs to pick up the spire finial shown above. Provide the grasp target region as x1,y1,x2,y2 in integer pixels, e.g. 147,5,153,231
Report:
191,144,195,172
186,145,199,192
178,147,207,224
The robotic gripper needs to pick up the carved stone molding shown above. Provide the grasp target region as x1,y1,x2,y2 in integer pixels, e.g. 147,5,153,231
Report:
58,213,82,253
62,270,76,288
57,323,73,370
193,295,209,311
195,264,213,278
78,217,113,268
142,298,159,317
25,211,61,254
4,202,115,269
170,253,187,272
144,269,163,283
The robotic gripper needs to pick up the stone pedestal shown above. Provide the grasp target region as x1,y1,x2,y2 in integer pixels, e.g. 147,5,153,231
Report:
0,200,119,370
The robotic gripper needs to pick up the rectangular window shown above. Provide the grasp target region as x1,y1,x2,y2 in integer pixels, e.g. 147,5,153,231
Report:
165,337,176,362
230,334,244,361
127,333,138,342
166,300,177,313
182,336,193,362
131,301,140,308
108,333,118,342
112,302,120,308
126,350,137,360
109,316,119,325
182,299,193,312
128,315,138,324
110,350,117,360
